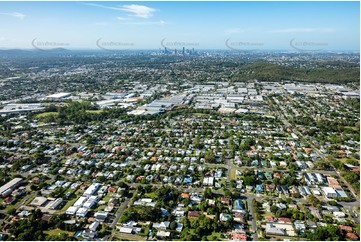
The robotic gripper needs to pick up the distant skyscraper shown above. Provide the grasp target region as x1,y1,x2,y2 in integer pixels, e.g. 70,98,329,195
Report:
182,47,185,55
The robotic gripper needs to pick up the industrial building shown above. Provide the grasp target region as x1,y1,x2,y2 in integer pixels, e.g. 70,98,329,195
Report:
0,178,23,197
50,198,63,210
321,186,337,198
46,92,71,100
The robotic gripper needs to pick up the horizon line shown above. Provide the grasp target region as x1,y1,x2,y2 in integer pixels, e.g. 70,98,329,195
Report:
0,48,359,52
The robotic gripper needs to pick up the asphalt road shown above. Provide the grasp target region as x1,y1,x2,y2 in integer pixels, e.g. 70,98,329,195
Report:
107,197,130,241
226,158,231,189
110,197,130,229
247,196,258,241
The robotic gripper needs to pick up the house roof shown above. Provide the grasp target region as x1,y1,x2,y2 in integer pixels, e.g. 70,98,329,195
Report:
265,216,276,222
108,186,118,192
119,227,133,234
278,217,292,223
157,231,171,237
232,233,247,241
4,197,14,203
181,193,189,198
346,233,358,240
339,225,353,232
221,197,231,204
188,211,201,218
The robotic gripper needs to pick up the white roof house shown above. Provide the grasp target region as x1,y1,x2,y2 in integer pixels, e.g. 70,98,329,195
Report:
46,92,71,99
89,221,100,231
84,183,101,196
74,196,88,207
321,186,337,198
157,231,171,237
119,227,133,234
66,206,78,216
50,198,63,210
203,177,214,186
76,207,89,217
83,196,98,209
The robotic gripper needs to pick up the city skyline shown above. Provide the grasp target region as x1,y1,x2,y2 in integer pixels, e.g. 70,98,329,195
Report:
0,1,359,51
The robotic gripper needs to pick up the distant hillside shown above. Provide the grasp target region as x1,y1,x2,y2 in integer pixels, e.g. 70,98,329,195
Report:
233,62,360,83
0,48,71,57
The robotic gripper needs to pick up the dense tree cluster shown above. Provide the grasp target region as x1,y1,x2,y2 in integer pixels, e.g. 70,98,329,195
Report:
34,101,127,124
180,215,233,241
306,224,345,241
233,62,360,83
341,171,360,194
8,210,75,241
120,206,162,223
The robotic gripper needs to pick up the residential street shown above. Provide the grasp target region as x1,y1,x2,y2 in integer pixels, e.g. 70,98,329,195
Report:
247,197,258,241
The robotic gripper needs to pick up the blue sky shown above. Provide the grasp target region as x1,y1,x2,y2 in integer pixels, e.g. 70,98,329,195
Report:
0,1,359,50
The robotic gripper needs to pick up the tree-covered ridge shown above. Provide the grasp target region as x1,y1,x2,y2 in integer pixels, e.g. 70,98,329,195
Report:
232,62,360,83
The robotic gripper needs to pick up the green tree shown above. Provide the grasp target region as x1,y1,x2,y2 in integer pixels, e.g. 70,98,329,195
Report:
169,221,177,230
204,151,216,163
244,175,256,186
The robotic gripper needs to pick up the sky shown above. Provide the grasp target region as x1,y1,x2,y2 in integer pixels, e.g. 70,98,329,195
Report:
0,1,359,51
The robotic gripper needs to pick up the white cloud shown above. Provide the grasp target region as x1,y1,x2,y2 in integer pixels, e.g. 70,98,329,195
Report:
119,4,156,19
84,3,156,19
0,12,26,20
270,28,335,33
82,3,121,11
116,17,131,21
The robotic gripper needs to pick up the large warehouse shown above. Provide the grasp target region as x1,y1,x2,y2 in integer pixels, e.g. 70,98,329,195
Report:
46,92,71,100
0,178,23,197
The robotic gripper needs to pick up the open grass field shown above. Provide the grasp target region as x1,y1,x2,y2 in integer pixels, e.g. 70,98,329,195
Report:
206,232,221,241
60,195,79,213
44,228,74,236
113,232,145,241
35,112,58,119
86,110,103,114
230,168,238,180
144,192,158,200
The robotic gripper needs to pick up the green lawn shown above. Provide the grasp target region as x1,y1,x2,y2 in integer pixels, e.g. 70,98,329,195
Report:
35,112,58,119
60,195,79,213
337,157,359,165
5,195,27,213
262,211,274,218
206,232,221,241
113,232,145,241
144,192,158,200
102,192,114,202
96,205,107,211
44,228,74,236
86,110,103,114
345,126,358,132
194,113,208,117
230,168,239,180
